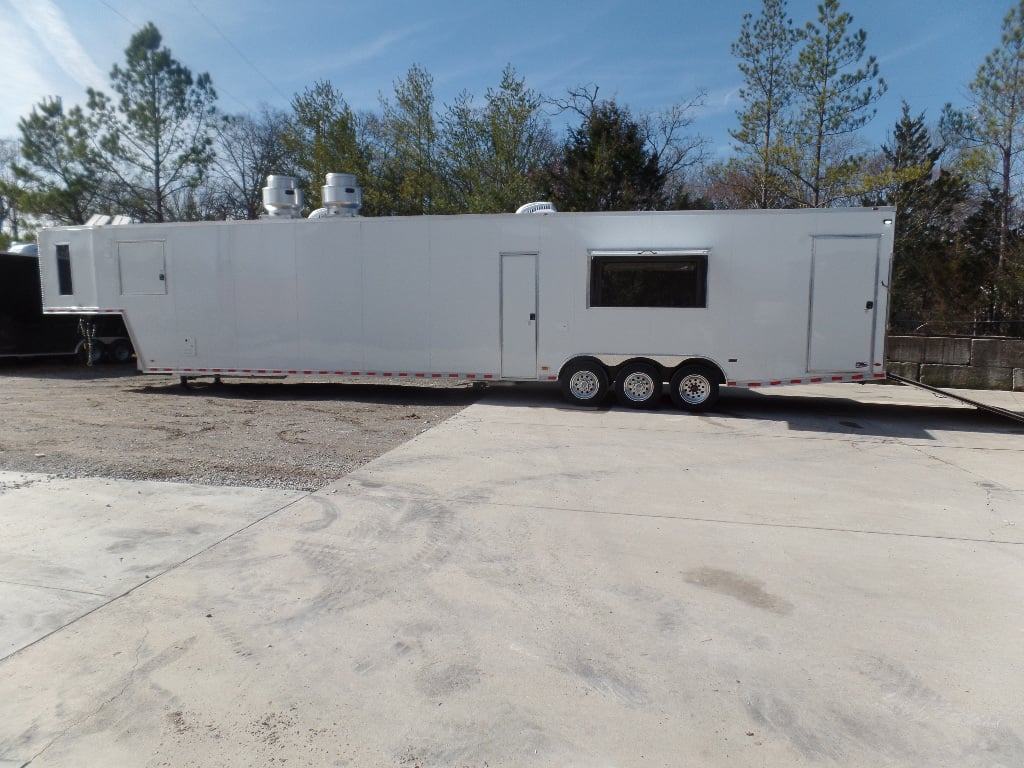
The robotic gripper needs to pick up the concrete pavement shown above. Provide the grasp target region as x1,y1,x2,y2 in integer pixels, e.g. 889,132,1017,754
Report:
1,383,1022,767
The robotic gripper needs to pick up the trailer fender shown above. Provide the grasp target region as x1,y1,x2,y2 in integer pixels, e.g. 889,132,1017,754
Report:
675,357,726,384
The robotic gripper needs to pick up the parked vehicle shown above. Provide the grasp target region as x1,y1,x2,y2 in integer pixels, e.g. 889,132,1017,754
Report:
36,174,893,409
1,245,133,362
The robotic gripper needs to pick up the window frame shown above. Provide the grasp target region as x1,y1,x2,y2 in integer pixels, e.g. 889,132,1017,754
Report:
587,249,709,309
55,243,73,296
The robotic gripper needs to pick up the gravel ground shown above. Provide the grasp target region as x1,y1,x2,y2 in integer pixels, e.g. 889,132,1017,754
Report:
0,359,480,490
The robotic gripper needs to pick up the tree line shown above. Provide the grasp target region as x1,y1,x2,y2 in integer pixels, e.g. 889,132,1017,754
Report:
1,0,1022,336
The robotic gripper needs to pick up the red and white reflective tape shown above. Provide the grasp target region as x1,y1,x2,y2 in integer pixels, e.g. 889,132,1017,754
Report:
43,307,124,314
146,368,497,380
725,372,886,388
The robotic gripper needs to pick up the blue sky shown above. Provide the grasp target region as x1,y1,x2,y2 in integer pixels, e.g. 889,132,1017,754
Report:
0,0,1013,160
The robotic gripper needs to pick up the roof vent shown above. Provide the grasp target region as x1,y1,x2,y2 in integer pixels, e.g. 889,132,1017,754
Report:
309,173,362,218
515,201,557,215
262,175,304,217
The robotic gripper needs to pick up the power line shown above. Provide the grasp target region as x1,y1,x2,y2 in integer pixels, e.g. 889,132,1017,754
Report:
95,0,135,25
186,0,290,104
91,0,264,115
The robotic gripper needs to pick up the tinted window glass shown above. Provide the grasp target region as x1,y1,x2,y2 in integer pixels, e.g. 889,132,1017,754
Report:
590,254,707,308
56,244,73,295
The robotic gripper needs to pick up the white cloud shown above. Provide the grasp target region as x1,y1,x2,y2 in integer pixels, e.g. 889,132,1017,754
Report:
333,27,420,71
0,14,60,137
8,0,107,90
701,85,742,118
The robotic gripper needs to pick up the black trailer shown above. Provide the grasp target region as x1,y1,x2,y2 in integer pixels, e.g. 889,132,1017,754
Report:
1,248,132,362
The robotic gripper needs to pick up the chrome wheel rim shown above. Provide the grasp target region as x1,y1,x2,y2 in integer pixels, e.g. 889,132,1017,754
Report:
677,374,711,405
621,371,656,402
568,370,601,400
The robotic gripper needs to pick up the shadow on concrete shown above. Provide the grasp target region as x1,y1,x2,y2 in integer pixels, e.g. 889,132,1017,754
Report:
715,387,1022,439
131,377,484,408
16,361,1015,439
0,357,137,379
476,382,1023,439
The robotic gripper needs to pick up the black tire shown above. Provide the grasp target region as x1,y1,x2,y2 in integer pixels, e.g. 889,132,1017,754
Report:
75,339,104,365
106,338,134,364
560,359,609,406
669,365,720,412
615,362,662,409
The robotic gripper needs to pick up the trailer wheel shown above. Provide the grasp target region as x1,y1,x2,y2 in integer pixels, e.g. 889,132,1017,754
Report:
670,365,720,412
75,339,104,365
615,362,662,408
560,359,609,406
106,338,134,364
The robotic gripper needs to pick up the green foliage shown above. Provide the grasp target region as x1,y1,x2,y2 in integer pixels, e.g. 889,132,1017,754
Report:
377,64,444,215
549,100,666,211
786,0,887,207
946,191,1023,331
282,81,366,211
85,23,217,222
11,97,105,225
867,104,969,326
730,0,798,207
942,1,1024,273
726,0,886,208
440,65,555,213
0,139,23,238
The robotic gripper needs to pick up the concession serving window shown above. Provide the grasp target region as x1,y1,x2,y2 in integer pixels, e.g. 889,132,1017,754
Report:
588,250,708,308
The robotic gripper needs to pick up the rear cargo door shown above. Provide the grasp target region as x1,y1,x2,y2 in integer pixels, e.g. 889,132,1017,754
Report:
500,253,537,379
807,236,880,373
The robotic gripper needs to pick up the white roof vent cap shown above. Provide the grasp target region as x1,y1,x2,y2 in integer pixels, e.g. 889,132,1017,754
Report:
515,201,557,215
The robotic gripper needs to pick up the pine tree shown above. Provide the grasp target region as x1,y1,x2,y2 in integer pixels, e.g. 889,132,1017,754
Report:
877,104,967,326
439,65,555,213
86,23,217,222
11,97,106,224
730,0,798,208
379,65,444,215
787,0,886,207
945,1,1024,272
549,100,665,212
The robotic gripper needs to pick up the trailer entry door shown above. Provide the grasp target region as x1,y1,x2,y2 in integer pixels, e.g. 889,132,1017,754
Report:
500,253,537,379
807,236,880,373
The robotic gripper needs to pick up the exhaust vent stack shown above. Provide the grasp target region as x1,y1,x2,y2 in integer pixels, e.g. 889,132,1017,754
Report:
262,175,304,217
310,173,362,218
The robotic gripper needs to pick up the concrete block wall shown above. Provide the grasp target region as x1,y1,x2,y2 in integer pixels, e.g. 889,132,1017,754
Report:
886,336,1024,391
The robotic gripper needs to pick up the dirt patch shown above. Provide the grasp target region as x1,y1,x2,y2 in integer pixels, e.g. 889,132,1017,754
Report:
0,359,479,490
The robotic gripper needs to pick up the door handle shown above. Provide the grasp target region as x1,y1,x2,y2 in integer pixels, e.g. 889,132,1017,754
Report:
529,313,536,321
865,301,874,310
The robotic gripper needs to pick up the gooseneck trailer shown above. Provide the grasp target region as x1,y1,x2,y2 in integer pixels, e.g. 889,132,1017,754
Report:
2,245,132,362
37,174,894,410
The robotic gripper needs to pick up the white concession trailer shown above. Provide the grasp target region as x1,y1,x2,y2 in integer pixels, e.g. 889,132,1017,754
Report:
38,175,894,410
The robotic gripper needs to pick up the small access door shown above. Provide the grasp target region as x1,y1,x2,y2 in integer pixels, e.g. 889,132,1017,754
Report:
500,253,537,379
808,236,880,372
118,241,167,295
